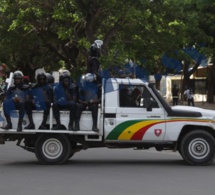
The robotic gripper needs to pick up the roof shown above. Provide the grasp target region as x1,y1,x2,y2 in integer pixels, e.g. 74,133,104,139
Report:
106,78,148,85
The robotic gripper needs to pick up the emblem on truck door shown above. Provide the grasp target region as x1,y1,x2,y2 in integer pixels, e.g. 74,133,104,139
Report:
154,129,162,137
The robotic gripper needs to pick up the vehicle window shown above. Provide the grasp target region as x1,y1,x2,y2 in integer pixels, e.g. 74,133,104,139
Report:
119,84,159,108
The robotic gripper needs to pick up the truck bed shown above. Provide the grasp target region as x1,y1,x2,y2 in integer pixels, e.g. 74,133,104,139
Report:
0,109,103,136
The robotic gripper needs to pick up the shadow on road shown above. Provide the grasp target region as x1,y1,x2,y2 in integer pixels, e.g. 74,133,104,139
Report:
0,159,190,167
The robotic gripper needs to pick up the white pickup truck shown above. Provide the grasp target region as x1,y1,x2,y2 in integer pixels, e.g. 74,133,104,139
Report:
1,78,215,165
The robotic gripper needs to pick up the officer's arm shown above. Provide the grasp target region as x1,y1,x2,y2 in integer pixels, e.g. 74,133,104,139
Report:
78,98,88,105
4,87,13,101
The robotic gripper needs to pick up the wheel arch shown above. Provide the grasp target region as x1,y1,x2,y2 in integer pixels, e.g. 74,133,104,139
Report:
177,125,215,150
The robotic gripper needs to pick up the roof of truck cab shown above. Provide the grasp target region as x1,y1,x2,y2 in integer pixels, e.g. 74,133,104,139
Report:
105,78,149,85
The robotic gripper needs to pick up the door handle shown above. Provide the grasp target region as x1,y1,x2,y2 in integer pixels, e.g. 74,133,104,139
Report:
121,115,128,117
147,116,161,118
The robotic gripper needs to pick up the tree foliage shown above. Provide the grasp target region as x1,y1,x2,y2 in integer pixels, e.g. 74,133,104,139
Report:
0,0,214,96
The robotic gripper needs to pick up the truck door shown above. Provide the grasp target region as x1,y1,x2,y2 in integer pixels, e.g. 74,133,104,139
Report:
106,84,166,142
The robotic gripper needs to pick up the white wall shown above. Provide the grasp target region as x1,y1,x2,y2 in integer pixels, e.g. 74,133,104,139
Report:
149,75,206,103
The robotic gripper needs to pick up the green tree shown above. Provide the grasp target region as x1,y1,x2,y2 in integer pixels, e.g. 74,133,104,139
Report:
1,0,212,89
0,1,188,76
195,0,215,102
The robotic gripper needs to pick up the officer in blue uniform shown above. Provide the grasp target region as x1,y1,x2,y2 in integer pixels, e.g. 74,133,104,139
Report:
3,71,29,132
52,71,77,130
46,73,55,85
75,73,101,132
87,40,103,83
25,72,53,129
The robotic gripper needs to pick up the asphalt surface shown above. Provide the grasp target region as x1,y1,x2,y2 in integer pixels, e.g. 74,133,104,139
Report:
0,142,215,195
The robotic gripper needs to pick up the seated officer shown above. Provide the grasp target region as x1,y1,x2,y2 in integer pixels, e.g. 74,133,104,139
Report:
119,87,133,107
75,73,101,132
25,72,53,129
46,73,55,86
2,71,29,132
131,87,142,106
52,70,77,130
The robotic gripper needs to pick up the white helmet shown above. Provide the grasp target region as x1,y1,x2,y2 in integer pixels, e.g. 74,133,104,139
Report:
94,40,103,49
59,69,71,76
13,70,24,79
82,73,96,82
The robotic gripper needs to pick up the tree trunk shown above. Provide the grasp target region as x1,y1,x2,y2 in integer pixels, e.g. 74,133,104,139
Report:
181,73,191,102
181,62,190,102
207,64,215,103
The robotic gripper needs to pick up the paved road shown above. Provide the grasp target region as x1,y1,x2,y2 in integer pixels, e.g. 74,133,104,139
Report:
0,142,215,195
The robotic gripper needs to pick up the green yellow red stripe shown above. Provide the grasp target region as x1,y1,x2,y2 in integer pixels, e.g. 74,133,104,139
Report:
131,122,163,140
106,120,142,140
106,118,212,140
118,120,161,140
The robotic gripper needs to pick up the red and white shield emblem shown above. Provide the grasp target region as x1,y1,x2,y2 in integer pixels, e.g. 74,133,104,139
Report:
154,129,162,137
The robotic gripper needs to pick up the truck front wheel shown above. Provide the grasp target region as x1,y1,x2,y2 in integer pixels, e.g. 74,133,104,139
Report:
180,130,215,165
35,134,71,165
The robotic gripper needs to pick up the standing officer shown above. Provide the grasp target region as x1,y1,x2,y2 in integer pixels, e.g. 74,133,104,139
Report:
25,72,53,129
2,71,29,132
87,40,103,82
172,85,179,106
75,73,101,132
184,88,195,106
52,70,77,130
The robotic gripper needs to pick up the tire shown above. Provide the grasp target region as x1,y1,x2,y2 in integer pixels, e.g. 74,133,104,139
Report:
180,130,215,166
35,134,71,165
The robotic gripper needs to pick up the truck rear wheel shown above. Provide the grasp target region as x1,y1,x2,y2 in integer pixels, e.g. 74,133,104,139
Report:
35,134,71,165
180,130,215,165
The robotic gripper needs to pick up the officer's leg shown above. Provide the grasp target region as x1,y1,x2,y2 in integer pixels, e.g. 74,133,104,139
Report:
176,98,178,105
2,100,13,130
40,101,51,129
52,102,61,130
90,103,99,132
16,102,25,132
192,98,195,106
68,102,76,130
173,98,175,106
188,99,191,106
25,100,35,129
74,104,84,131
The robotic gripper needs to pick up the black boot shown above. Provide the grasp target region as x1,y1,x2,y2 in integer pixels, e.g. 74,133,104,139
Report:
25,123,35,129
52,115,62,130
17,118,23,132
73,120,80,131
25,115,35,129
52,123,62,130
92,120,99,132
40,115,48,130
68,121,74,131
52,118,61,130
40,123,47,130
3,117,12,130
3,123,12,130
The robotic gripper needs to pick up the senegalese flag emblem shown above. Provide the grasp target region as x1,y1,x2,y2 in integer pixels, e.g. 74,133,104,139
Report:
106,119,164,140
